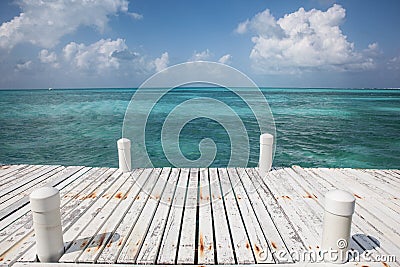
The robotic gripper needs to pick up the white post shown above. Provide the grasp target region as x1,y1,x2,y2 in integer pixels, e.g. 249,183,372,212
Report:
117,138,131,172
258,133,274,176
322,189,356,263
29,187,64,262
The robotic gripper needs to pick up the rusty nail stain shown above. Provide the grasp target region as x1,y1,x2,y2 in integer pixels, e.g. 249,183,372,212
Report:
218,196,221,200
199,234,205,255
304,191,313,198
381,262,389,267
316,245,320,249
87,248,91,252
98,233,106,248
282,195,291,200
0,257,4,261
107,241,112,248
168,197,171,202
237,195,242,200
135,195,140,200
313,194,318,198
80,241,88,248
245,242,250,249
394,197,398,200
309,246,312,249
208,245,212,250
271,241,277,249
254,244,260,253
115,192,123,199
118,240,123,246
354,194,362,199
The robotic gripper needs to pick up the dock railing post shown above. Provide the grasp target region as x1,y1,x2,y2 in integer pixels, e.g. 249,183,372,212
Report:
29,187,64,262
117,138,131,172
258,133,273,176
322,189,356,263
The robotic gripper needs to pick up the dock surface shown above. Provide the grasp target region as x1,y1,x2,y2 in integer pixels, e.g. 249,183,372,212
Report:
0,164,399,266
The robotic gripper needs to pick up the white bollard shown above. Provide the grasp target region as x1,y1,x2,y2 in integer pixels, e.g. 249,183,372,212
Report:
30,187,64,262
321,189,356,263
117,138,131,172
258,133,274,176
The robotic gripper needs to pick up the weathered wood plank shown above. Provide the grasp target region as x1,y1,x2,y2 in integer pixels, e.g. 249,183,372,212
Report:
208,168,235,264
227,168,274,263
218,168,254,264
156,168,189,264
117,168,170,263
238,168,292,263
246,168,305,263
73,169,144,263
176,168,199,264
294,167,399,265
60,169,130,262
0,168,112,266
197,168,215,264
97,168,159,263
261,168,320,251
136,168,180,264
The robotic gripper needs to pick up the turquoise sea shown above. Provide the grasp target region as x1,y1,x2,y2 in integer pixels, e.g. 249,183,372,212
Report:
0,88,399,169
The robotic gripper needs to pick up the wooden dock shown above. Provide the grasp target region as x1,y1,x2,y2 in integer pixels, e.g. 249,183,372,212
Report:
0,164,399,266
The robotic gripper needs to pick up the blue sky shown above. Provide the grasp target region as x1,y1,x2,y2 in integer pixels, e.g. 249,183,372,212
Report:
0,0,399,89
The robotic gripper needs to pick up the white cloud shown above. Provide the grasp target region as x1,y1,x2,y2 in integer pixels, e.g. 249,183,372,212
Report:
237,4,377,73
154,52,169,72
62,38,127,72
128,12,144,20
0,0,130,50
191,49,212,61
38,49,59,68
15,60,33,72
218,54,232,64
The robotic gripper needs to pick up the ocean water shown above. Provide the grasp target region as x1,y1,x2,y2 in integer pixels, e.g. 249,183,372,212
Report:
0,88,399,169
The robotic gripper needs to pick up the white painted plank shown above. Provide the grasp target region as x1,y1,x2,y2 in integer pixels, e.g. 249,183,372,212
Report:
227,168,274,263
283,167,376,256
0,166,64,210
313,169,400,253
176,168,198,264
260,168,321,251
117,168,170,263
238,168,293,263
0,168,112,266
317,168,400,240
0,165,29,181
15,167,94,262
218,168,254,264
246,168,305,262
0,165,36,186
136,168,180,264
97,168,160,263
60,169,129,262
294,167,399,265
197,168,215,264
74,169,145,263
57,168,122,254
208,168,235,264
156,168,189,264
0,165,50,197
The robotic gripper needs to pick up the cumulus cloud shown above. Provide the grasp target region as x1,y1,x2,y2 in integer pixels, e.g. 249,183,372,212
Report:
191,49,212,61
218,54,232,64
154,52,169,72
15,60,33,72
0,0,130,50
236,4,377,73
62,38,128,72
38,49,59,68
